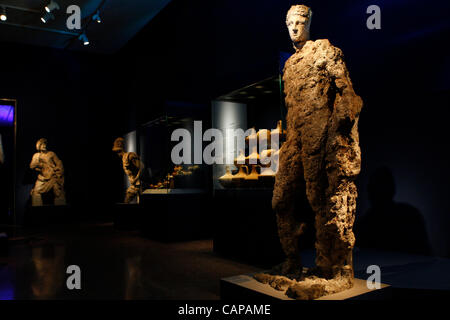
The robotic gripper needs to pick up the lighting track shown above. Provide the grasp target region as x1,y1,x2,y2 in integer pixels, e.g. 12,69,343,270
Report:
0,4,40,14
0,21,78,36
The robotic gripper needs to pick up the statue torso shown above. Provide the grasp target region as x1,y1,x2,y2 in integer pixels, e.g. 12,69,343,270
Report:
122,152,140,184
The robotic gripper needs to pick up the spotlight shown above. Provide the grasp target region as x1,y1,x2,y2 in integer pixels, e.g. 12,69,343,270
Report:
92,11,101,24
41,11,55,23
0,7,6,21
45,1,60,13
79,33,89,46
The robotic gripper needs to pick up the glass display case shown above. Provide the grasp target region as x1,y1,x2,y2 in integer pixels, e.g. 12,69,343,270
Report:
212,76,287,192
211,76,287,265
139,114,210,196
0,99,16,225
135,102,212,241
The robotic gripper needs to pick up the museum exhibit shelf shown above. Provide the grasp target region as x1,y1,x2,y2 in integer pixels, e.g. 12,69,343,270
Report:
140,188,212,242
211,76,287,266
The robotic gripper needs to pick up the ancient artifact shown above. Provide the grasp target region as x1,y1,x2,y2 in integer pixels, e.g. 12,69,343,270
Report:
112,137,143,204
255,5,363,300
257,129,271,148
260,149,277,176
231,165,248,186
244,165,260,187
218,166,234,188
234,149,246,167
30,138,66,206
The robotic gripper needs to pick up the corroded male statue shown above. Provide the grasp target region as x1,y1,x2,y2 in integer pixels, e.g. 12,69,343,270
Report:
255,5,363,299
112,137,143,204
30,138,66,206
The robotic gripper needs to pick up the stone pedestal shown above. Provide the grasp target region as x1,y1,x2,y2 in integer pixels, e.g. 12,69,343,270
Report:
221,273,391,300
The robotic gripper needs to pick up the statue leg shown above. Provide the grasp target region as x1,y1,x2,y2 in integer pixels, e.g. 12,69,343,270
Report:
315,179,356,279
53,184,66,206
31,181,44,206
272,135,306,275
125,185,138,204
31,193,43,207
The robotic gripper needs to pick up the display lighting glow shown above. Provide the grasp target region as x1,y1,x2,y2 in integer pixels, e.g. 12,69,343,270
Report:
45,1,60,13
79,33,89,46
0,105,14,126
92,11,101,23
41,11,55,23
0,7,6,21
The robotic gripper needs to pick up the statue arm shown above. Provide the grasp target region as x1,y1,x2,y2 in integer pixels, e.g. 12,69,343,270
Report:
134,159,143,182
325,45,363,124
30,153,41,171
49,152,64,179
129,152,143,184
326,45,363,178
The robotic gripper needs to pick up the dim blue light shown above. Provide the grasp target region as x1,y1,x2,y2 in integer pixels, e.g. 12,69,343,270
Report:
0,105,14,126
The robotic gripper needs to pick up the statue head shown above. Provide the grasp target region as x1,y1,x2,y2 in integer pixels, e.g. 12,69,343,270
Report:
36,138,48,152
286,5,312,50
112,137,125,155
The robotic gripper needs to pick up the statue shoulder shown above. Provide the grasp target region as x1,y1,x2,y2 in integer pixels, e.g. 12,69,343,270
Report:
47,151,58,158
126,152,140,161
311,39,343,56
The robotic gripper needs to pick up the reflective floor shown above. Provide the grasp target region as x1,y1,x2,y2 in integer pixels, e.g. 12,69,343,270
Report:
0,223,259,300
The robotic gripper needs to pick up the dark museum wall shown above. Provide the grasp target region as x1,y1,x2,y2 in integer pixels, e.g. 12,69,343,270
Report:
118,0,450,257
0,0,448,257
0,43,127,223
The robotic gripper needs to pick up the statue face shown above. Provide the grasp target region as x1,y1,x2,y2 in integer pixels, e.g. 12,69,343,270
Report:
36,140,47,152
112,138,125,155
286,6,312,48
287,14,310,45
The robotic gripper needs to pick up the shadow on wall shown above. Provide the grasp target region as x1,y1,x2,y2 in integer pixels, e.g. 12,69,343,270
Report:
355,166,432,256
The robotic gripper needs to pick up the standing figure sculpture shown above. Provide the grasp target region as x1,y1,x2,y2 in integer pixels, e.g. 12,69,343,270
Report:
112,137,143,204
255,5,363,299
30,138,66,206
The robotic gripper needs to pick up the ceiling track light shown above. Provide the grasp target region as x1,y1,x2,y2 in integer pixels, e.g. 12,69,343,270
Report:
41,11,55,23
45,1,60,13
1,7,7,21
79,33,89,46
92,10,101,24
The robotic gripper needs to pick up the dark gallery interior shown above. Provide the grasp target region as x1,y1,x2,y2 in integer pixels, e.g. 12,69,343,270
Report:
0,0,450,303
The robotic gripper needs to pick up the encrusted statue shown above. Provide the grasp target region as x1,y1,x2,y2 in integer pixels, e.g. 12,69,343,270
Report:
112,137,143,204
30,138,66,206
255,5,363,299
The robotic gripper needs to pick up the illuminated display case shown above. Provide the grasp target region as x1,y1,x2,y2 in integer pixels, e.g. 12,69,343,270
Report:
212,76,286,193
136,102,212,241
139,115,209,196
0,99,16,225
211,76,287,265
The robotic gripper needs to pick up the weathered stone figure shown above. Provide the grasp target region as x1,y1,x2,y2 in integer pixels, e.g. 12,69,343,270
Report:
256,5,363,299
112,137,143,204
30,138,66,206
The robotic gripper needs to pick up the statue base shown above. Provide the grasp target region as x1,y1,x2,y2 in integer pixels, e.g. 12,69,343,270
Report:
221,272,391,300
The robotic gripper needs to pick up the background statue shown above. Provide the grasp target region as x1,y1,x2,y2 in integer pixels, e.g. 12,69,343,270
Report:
255,5,363,299
112,137,143,204
30,138,66,206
